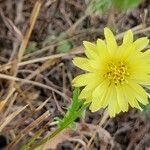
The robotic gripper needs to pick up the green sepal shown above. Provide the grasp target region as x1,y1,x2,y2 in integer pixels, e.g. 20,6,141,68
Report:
58,88,85,129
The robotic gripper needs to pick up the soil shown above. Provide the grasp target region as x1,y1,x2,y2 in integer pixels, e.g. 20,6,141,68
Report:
0,0,150,150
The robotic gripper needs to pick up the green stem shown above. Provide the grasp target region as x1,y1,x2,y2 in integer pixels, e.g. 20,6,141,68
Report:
22,103,89,150
21,128,45,150
29,127,63,150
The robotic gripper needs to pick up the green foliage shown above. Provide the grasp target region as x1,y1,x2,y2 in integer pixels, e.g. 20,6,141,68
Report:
139,86,150,118
43,35,56,46
21,88,88,150
58,88,86,129
113,0,141,11
86,0,112,15
86,0,141,14
142,103,150,118
25,41,38,54
56,40,72,53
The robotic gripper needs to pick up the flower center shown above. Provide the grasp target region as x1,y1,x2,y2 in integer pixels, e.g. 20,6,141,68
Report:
104,61,129,85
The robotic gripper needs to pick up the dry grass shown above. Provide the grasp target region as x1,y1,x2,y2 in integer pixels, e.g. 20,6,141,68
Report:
0,0,150,149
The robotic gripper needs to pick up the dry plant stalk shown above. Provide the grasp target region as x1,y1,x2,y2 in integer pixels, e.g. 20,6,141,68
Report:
7,110,50,149
17,0,42,62
0,105,28,132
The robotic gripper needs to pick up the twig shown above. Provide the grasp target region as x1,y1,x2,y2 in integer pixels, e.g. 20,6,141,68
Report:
0,49,83,71
7,111,50,149
0,73,68,99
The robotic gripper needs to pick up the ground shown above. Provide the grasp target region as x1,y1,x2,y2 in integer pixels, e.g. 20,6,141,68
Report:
0,0,150,150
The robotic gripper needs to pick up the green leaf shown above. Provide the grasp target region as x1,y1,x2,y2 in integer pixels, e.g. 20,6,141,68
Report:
43,35,56,46
113,0,141,11
58,88,85,129
142,103,150,118
20,88,89,150
56,40,72,53
86,0,112,15
25,41,38,54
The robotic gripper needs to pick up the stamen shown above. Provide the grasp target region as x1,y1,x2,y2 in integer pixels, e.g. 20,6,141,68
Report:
104,61,129,85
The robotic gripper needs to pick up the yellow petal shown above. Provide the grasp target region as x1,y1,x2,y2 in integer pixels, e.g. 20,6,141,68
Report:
90,81,109,112
96,39,108,57
130,72,150,85
88,59,104,72
123,30,133,44
72,57,94,72
134,37,149,51
72,73,99,87
79,80,100,99
108,85,121,117
84,97,92,104
123,84,142,110
90,95,105,112
83,41,98,59
130,99,142,110
116,84,129,112
104,27,117,54
102,84,113,108
79,90,92,99
92,80,109,98
84,79,101,91
119,44,132,60
142,49,150,60
138,75,150,85
128,80,148,105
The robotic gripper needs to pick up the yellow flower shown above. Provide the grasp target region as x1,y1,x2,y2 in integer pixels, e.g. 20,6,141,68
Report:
72,27,150,117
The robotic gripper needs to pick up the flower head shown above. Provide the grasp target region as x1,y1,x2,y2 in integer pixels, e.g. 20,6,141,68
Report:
72,27,150,117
